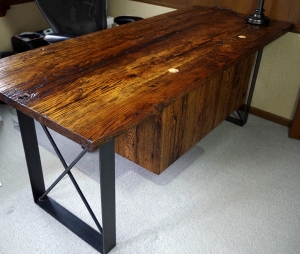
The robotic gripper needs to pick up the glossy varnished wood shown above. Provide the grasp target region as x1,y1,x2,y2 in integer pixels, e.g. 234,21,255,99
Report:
0,7,293,155
134,0,300,32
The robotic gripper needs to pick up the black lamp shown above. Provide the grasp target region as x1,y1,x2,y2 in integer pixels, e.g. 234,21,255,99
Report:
247,0,270,26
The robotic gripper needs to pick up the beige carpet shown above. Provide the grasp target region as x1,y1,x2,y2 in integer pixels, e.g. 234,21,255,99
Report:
1,104,300,254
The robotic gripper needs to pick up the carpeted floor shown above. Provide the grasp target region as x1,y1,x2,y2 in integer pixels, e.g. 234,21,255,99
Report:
1,104,300,254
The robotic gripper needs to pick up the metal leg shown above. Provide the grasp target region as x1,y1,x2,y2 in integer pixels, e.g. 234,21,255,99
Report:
100,140,116,254
17,111,45,202
17,111,116,253
39,124,104,233
226,48,264,126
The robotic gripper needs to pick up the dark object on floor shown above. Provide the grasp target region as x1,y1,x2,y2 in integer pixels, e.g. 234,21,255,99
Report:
0,51,14,58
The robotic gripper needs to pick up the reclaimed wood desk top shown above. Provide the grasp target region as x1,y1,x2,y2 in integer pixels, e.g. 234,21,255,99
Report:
0,6,293,151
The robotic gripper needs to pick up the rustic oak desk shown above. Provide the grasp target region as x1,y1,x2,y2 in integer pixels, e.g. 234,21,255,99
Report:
0,6,293,253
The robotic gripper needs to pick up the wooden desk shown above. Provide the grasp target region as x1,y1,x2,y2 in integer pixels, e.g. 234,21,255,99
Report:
0,6,293,253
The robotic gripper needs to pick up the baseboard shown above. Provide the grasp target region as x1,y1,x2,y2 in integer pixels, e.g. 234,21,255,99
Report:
241,105,292,127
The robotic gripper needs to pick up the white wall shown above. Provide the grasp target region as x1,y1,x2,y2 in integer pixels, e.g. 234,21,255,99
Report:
108,0,300,120
253,33,300,119
108,0,175,18
0,2,49,51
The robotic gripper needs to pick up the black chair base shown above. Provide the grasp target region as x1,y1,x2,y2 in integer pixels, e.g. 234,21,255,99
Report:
114,16,143,25
11,35,48,53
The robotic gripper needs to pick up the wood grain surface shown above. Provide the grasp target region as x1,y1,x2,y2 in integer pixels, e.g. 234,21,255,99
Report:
115,54,255,174
0,6,293,152
134,0,300,31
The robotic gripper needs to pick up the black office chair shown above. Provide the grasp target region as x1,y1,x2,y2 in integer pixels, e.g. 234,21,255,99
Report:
11,0,143,52
35,0,108,43
36,0,143,43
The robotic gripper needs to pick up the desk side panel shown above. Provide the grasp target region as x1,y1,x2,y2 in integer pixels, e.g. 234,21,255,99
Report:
115,115,163,173
159,54,255,172
116,54,255,174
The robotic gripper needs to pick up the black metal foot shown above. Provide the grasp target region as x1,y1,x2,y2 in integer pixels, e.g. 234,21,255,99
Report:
38,197,103,252
226,48,264,126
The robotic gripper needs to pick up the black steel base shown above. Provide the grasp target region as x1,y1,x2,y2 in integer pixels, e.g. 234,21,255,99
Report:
226,48,264,126
38,197,103,252
17,111,116,254
226,113,245,126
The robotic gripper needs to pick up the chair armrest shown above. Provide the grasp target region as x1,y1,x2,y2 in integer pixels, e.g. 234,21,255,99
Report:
44,33,79,43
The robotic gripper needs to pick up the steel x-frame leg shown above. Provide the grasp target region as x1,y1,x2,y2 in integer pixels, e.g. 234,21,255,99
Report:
17,111,116,254
226,48,264,126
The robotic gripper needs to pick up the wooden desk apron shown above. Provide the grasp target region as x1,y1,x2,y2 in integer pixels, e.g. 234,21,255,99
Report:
0,6,293,174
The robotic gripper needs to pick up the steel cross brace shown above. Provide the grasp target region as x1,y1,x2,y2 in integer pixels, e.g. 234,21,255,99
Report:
17,111,116,254
226,48,264,126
